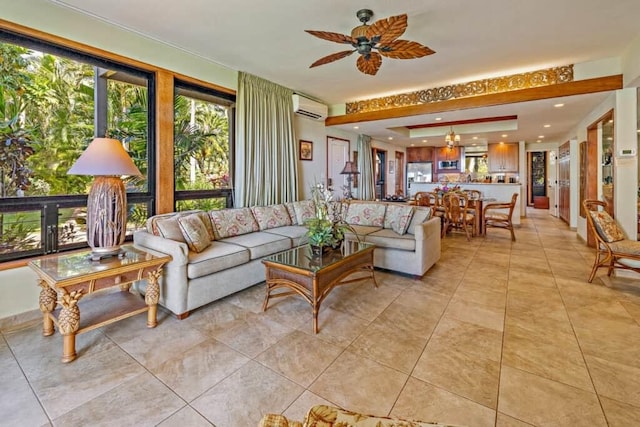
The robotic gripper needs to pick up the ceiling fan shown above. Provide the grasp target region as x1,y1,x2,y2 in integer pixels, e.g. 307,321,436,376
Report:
306,9,435,76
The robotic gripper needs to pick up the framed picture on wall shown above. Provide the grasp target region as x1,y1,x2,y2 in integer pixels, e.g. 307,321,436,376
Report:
388,160,395,175
299,140,313,161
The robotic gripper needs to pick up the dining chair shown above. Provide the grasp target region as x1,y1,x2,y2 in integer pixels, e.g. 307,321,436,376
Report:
414,191,431,206
583,199,640,282
483,193,518,241
442,192,474,240
462,189,482,232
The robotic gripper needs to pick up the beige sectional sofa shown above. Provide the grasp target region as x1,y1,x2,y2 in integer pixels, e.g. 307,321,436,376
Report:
133,200,440,318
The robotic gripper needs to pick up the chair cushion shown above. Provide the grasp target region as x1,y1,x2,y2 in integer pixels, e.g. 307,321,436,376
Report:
220,231,291,260
589,210,625,242
186,241,250,279
384,205,415,235
177,213,211,253
345,203,386,226
407,207,433,235
292,200,316,225
345,225,383,239
607,239,640,256
303,405,445,427
251,204,292,230
366,228,416,251
209,208,259,239
485,212,509,221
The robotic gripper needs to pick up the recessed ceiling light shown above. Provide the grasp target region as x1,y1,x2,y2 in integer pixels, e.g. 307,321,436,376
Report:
472,136,478,140
353,126,359,129
472,143,477,146
538,135,545,138
607,137,613,140
608,119,614,123
435,117,442,121
543,124,551,128
410,143,415,147
388,137,393,140
554,103,564,108
501,134,508,138
422,139,427,143
536,139,542,143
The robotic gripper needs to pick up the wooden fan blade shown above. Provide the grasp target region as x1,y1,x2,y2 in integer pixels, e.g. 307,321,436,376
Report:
378,40,435,59
356,52,382,75
366,14,407,45
310,50,355,68
305,30,354,45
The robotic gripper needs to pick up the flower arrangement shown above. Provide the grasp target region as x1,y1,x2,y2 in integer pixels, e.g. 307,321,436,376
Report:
304,182,355,252
434,184,461,195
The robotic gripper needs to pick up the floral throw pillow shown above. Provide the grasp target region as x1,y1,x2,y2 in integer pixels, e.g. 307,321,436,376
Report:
292,200,316,225
590,210,625,242
209,208,259,239
251,204,292,230
177,214,211,253
407,207,433,235
345,203,386,226
384,205,415,235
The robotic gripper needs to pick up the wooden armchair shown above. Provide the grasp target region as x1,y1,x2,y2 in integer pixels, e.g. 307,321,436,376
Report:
583,199,640,282
483,193,518,241
442,192,474,240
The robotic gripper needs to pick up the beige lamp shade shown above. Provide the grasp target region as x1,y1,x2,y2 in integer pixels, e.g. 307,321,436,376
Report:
68,138,141,259
68,138,141,177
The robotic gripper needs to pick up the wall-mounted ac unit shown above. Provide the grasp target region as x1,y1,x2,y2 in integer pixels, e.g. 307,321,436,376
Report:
292,94,328,121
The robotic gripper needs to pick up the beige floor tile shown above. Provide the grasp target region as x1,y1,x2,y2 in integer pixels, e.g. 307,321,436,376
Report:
211,311,293,358
192,360,303,427
507,270,557,290
599,396,640,427
223,281,266,313
157,405,214,426
502,328,593,392
443,297,505,332
496,412,534,426
255,329,344,387
427,317,503,362
152,338,250,402
498,366,607,426
328,281,398,321
260,295,313,330
52,372,185,426
282,390,335,423
30,346,146,420
348,321,426,373
585,355,640,407
295,306,370,347
391,377,495,427
573,324,640,369
451,286,507,310
620,300,640,324
373,300,441,339
394,285,451,316
309,350,408,416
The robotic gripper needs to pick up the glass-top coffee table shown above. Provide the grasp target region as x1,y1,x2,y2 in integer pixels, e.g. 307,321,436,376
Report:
261,241,377,333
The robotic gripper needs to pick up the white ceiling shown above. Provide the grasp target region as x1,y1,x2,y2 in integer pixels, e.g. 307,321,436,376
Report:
50,0,640,148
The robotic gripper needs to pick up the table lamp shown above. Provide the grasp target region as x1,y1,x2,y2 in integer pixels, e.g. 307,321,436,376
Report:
340,161,360,199
68,137,141,260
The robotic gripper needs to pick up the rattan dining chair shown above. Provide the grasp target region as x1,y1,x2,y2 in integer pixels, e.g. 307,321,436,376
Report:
442,192,474,240
483,193,518,241
583,199,640,282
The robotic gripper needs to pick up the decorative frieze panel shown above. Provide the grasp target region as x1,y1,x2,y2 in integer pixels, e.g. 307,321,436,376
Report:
345,65,574,114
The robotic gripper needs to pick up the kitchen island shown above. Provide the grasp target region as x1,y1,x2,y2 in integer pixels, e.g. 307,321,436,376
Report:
409,182,523,224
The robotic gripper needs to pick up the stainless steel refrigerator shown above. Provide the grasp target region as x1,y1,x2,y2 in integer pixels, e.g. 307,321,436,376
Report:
406,162,433,195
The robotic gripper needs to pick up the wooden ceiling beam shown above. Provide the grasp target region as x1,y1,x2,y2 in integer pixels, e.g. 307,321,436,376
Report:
325,75,623,126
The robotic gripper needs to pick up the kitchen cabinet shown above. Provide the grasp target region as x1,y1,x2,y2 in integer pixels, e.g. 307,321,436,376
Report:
406,147,433,163
434,146,463,173
488,143,518,172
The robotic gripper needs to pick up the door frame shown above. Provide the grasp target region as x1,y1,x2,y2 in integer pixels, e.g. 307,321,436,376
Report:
326,136,350,198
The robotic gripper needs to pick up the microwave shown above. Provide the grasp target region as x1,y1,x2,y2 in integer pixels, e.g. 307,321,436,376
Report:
438,160,459,169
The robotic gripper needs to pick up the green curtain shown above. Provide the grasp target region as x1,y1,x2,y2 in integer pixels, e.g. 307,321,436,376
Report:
235,72,298,207
357,134,376,200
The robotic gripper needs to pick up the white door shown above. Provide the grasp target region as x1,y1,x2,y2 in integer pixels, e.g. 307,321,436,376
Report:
547,150,558,217
327,137,350,199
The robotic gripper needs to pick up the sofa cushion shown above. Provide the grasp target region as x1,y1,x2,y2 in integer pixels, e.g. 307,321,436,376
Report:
407,207,433,235
292,200,316,225
384,204,415,235
365,228,416,251
221,231,291,260
154,217,187,243
345,203,386,226
186,241,250,279
147,210,201,236
178,214,212,253
263,225,309,245
209,207,259,239
251,204,292,230
285,202,298,225
589,210,625,242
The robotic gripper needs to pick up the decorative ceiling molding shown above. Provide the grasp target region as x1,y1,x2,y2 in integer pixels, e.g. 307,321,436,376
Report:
345,65,574,114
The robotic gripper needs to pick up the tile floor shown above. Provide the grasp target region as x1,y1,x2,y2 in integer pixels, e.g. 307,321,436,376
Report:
2,208,640,426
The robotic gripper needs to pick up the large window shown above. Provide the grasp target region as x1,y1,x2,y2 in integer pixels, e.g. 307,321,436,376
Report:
0,32,154,261
174,81,234,211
